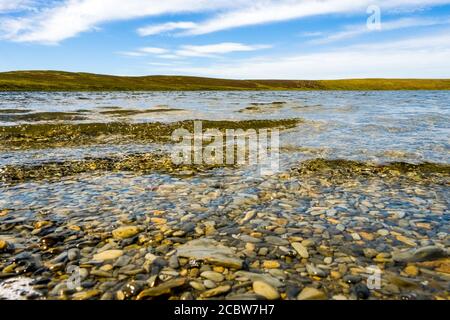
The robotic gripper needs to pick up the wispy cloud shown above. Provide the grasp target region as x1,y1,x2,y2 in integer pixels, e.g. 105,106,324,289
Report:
2,0,450,43
169,30,450,79
119,42,270,59
137,22,197,36
118,47,169,57
0,0,32,13
175,43,271,57
308,16,450,44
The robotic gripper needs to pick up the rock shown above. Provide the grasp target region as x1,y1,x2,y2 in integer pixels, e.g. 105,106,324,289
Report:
263,260,280,269
343,275,362,284
190,281,206,291
396,235,417,247
351,233,361,241
392,246,448,263
377,229,389,236
201,271,224,282
265,236,289,246
0,240,8,252
324,257,333,264
252,281,280,300
72,289,101,300
137,278,186,300
239,211,256,224
240,235,261,243
404,265,419,277
297,287,326,300
68,248,80,261
359,232,374,241
387,275,419,288
200,285,231,298
291,242,309,259
234,271,283,288
306,264,326,277
352,283,370,300
93,250,123,261
112,226,139,239
203,280,216,289
176,239,243,269
363,248,378,259
168,255,179,269
34,221,53,229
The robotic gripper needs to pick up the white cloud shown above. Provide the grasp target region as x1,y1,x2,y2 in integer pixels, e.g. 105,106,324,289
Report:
137,22,197,36
169,31,450,79
309,16,450,44
139,47,169,54
180,0,450,36
2,0,450,43
175,42,271,57
119,42,270,59
0,0,32,13
0,0,243,43
118,47,168,57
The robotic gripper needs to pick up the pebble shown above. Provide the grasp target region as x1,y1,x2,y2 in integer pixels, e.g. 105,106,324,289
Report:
352,283,370,300
68,248,80,261
176,239,243,269
263,261,280,269
234,271,283,288
93,250,124,262
351,233,361,241
200,285,231,298
137,278,186,300
203,280,217,289
291,242,309,259
404,265,419,277
190,281,206,291
252,281,280,300
393,246,448,263
72,290,101,300
201,271,224,282
0,240,8,251
297,287,326,300
112,226,140,239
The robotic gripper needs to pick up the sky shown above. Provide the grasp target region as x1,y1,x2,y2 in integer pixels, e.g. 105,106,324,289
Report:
0,0,450,79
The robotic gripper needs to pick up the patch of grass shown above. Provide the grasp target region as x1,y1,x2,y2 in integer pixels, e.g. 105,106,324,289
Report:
1,71,449,91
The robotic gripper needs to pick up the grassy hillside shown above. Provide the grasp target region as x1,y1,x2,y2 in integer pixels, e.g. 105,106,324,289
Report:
0,71,449,91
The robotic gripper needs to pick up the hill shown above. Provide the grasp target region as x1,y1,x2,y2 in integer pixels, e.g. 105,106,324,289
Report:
1,71,449,91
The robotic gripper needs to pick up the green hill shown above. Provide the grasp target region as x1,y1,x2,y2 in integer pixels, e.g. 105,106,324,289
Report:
0,70,449,91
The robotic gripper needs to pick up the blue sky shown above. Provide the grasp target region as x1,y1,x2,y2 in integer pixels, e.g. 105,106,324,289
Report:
1,0,450,79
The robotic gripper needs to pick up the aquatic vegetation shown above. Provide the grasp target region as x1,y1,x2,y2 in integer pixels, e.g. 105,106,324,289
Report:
0,119,301,150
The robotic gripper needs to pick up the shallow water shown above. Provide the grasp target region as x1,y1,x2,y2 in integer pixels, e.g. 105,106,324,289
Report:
0,91,449,300
1,91,449,164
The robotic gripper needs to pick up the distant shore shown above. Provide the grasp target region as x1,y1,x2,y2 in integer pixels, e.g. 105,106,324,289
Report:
1,71,450,91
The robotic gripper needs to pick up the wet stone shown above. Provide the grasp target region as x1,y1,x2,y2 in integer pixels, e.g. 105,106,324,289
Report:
176,239,243,269
252,281,280,300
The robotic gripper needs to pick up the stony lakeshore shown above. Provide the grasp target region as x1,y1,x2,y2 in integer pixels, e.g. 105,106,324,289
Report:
0,91,449,300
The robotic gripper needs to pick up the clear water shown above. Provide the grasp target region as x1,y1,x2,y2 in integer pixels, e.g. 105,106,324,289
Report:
0,91,449,165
